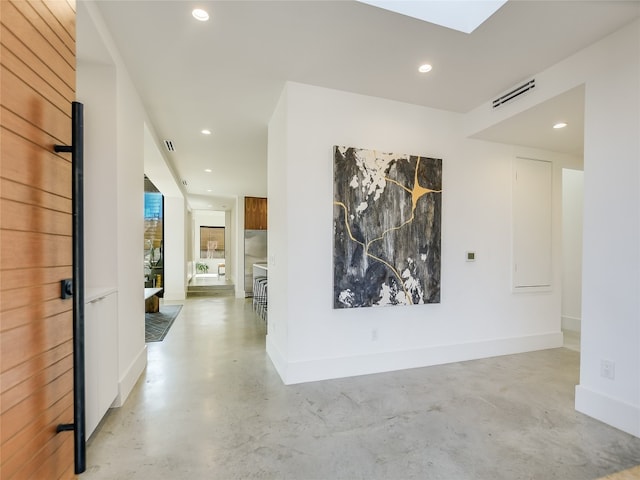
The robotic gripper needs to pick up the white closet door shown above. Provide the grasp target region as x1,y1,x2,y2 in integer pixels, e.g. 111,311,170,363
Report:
512,157,552,289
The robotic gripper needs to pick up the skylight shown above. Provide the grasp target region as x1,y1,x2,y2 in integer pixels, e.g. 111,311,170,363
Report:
357,1,508,34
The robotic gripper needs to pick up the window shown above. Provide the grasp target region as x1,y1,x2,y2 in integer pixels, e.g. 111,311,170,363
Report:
200,226,225,259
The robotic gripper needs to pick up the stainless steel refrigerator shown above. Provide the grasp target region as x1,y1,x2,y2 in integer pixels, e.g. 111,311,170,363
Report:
244,230,267,295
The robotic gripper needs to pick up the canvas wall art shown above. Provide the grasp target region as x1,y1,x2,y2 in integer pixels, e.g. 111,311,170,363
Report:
333,146,442,308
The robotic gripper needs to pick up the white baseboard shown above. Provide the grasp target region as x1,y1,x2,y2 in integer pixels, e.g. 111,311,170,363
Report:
575,385,640,437
112,345,147,407
561,315,581,332
273,332,563,385
163,290,186,302
266,335,288,381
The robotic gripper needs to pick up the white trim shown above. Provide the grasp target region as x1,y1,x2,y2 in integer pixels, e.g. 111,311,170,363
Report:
561,315,581,332
112,345,147,407
266,335,288,381
273,332,562,385
512,285,553,294
575,385,640,438
162,290,186,302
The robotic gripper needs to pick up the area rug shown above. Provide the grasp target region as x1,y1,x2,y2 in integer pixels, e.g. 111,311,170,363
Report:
145,305,182,342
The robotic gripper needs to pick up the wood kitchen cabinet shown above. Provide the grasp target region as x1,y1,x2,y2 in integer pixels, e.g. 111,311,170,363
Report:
245,196,268,230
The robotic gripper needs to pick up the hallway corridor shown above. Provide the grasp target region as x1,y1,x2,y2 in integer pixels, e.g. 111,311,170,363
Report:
82,298,640,479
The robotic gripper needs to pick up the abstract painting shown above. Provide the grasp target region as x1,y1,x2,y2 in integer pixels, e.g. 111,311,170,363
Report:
333,146,442,308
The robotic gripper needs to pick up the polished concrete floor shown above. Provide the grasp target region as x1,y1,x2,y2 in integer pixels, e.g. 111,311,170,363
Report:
189,273,234,287
83,298,640,480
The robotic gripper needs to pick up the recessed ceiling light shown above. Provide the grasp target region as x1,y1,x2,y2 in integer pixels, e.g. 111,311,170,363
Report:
201,129,211,135
207,189,212,192
204,168,212,173
207,204,212,208
192,8,209,21
418,64,433,73
553,122,568,129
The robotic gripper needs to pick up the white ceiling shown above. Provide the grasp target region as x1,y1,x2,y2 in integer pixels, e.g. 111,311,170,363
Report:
81,1,640,210
472,84,585,156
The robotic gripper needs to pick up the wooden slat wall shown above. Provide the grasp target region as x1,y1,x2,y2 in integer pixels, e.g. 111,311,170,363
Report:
1,1,77,479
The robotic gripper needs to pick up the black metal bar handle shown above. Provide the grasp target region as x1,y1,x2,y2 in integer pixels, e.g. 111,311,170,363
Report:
54,101,86,475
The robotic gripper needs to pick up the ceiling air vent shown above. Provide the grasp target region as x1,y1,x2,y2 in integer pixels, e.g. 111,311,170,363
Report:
181,179,188,186
492,79,535,109
164,140,176,152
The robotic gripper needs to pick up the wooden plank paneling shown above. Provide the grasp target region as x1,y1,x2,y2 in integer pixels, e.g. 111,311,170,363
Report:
1,294,73,332
2,199,72,234
1,230,72,269
1,108,72,157
2,44,75,107
2,370,73,442
0,1,75,85
28,435,73,478
42,0,76,45
29,433,76,480
1,127,72,198
11,0,76,68
1,178,72,214
2,354,72,412
2,27,74,104
29,0,76,54
1,310,73,373
0,265,72,291
1,395,74,478
0,341,73,393
1,68,72,142
1,392,72,465
1,0,76,477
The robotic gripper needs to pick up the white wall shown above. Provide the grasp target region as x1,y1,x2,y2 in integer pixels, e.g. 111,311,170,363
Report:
575,21,640,437
163,196,186,300
457,19,639,438
78,62,117,289
186,209,193,280
113,42,146,406
78,2,147,407
267,81,581,385
225,209,234,282
234,197,246,298
267,90,288,361
562,169,583,332
143,123,187,301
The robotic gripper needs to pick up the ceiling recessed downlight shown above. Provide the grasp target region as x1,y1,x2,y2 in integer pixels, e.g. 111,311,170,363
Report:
418,64,433,73
201,129,212,135
553,122,568,129
192,8,209,21
204,168,212,173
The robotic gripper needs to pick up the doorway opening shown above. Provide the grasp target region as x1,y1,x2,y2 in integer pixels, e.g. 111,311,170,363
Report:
188,210,234,297
561,168,584,351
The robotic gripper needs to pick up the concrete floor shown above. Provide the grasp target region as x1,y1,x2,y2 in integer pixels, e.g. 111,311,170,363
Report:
83,297,640,480
189,273,234,287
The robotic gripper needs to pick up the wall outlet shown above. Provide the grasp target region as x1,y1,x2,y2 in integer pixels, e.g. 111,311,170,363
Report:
371,329,378,341
600,359,615,380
